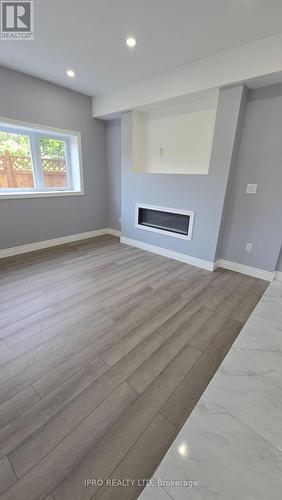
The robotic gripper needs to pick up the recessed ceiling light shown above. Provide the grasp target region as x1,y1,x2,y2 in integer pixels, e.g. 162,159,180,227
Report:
66,69,75,78
126,37,136,48
178,442,189,457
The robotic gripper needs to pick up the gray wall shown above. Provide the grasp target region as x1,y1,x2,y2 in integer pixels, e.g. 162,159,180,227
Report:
106,119,121,231
221,84,282,272
215,86,248,260
121,85,246,264
277,248,282,272
0,66,107,249
1,66,280,274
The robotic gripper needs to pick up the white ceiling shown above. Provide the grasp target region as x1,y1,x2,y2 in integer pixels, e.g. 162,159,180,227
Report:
1,0,282,96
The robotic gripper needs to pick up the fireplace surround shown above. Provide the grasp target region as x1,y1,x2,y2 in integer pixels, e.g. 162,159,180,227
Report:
135,203,194,240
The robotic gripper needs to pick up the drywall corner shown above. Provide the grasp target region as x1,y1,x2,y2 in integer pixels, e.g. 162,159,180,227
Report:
214,84,248,261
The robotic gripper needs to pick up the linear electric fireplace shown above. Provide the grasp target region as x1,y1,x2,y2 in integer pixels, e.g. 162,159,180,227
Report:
135,203,194,240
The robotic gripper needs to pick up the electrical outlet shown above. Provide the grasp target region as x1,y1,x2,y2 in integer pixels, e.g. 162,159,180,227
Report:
159,147,164,160
245,242,252,252
246,184,257,194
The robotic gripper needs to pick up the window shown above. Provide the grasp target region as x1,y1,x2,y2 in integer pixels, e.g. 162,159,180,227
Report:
0,119,83,198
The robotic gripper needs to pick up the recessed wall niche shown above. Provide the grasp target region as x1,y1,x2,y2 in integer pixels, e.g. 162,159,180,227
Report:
132,97,217,175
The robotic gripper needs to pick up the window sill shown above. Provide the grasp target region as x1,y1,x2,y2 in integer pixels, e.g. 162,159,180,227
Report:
0,190,84,200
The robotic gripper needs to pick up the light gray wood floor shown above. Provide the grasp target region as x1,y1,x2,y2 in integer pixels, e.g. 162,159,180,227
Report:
0,235,268,500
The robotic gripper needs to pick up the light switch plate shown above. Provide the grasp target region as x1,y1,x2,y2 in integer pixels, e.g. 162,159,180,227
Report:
246,183,257,194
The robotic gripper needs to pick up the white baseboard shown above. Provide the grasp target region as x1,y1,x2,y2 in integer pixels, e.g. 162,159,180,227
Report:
216,259,274,282
274,270,282,281
0,228,120,259
1,230,276,283
120,236,214,271
106,228,121,237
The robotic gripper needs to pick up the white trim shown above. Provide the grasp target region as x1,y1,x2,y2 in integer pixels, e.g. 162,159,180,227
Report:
216,259,274,282
0,229,119,259
135,203,194,241
0,228,121,259
0,190,84,200
1,229,276,283
120,236,214,271
106,228,121,237
274,270,282,281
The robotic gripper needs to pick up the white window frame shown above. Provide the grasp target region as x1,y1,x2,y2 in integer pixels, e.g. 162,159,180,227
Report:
0,117,84,199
